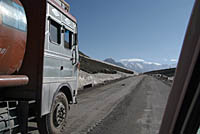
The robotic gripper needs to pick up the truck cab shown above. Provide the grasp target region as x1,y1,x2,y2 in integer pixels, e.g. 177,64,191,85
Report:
0,0,79,133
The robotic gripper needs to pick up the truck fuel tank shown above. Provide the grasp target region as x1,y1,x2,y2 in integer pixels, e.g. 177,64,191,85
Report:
0,0,27,75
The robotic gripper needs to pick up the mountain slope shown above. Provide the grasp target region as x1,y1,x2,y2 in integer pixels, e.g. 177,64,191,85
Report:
120,59,176,73
104,58,126,68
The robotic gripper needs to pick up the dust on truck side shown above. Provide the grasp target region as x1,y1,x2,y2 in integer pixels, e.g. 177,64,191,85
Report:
0,0,79,133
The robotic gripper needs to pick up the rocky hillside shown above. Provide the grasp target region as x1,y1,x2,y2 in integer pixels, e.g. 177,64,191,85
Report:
79,55,134,74
144,68,176,77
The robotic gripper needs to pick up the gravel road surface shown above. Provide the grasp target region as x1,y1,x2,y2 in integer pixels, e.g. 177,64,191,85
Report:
28,75,170,134
88,76,171,134
65,75,145,134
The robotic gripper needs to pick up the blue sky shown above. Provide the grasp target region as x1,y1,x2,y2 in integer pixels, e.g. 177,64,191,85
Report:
66,0,195,64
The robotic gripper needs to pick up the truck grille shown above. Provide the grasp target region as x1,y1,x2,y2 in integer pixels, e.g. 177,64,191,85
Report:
0,101,19,134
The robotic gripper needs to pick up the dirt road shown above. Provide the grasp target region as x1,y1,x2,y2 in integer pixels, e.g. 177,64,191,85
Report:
65,75,145,134
29,75,170,134
88,76,171,134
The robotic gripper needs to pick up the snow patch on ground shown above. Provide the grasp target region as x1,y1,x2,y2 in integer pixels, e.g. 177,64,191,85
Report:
78,70,134,90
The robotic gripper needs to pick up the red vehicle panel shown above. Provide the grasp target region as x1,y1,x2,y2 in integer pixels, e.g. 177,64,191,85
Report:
0,0,27,75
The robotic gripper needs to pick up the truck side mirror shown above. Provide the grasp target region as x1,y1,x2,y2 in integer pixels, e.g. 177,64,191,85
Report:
71,48,77,65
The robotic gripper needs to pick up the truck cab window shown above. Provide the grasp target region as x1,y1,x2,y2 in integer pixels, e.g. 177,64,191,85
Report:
64,29,72,49
50,20,61,44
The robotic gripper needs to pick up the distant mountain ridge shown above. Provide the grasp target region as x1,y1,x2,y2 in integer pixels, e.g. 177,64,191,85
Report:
104,58,126,68
104,58,176,73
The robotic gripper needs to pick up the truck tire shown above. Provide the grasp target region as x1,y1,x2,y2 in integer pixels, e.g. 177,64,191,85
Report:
38,92,69,134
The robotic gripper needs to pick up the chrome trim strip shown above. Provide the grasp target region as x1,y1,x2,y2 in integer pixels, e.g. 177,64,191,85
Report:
43,77,76,83
44,53,71,60
44,49,72,59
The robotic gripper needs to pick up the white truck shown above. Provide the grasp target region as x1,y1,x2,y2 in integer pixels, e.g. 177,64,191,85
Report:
0,0,79,133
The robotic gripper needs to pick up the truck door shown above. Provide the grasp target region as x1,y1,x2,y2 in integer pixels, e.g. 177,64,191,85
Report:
61,27,77,78
46,19,76,78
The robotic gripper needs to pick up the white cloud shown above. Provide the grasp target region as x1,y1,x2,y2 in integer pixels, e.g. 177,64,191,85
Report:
120,58,162,66
170,59,177,62
144,62,161,66
120,58,145,62
153,63,162,66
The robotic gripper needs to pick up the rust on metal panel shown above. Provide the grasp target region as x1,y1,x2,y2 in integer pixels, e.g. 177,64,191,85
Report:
0,0,47,99
0,75,29,87
0,13,2,24
0,0,27,75
12,0,47,99
0,25,27,75
60,0,70,11
13,0,22,5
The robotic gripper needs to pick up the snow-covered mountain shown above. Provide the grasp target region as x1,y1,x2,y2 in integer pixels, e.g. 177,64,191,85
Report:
104,58,176,73
120,58,176,73
104,58,126,68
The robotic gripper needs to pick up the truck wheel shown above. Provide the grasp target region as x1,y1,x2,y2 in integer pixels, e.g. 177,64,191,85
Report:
38,92,69,134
